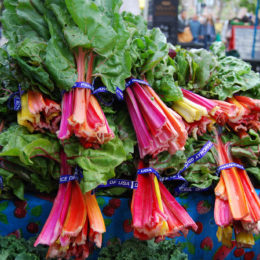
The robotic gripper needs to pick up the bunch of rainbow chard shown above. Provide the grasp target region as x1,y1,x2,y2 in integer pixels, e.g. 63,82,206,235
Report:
18,91,61,133
131,162,197,241
173,89,259,138
214,134,260,248
35,151,106,259
222,96,260,136
172,89,215,138
125,82,187,158
58,48,114,147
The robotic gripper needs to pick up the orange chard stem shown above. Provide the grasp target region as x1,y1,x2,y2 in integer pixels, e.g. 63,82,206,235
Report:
28,90,46,115
85,191,106,248
70,48,88,125
76,47,87,82
215,175,227,200
235,159,260,222
85,51,95,114
62,181,87,237
215,134,249,220
86,51,94,84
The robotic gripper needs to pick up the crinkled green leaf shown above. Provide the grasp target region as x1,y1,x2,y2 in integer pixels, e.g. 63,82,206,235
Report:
149,136,218,189
0,125,60,198
99,238,187,260
190,48,218,88
0,125,60,165
16,0,49,40
113,108,136,158
0,235,47,260
210,41,226,59
2,0,55,95
64,137,128,192
246,167,260,182
65,0,117,56
44,9,77,91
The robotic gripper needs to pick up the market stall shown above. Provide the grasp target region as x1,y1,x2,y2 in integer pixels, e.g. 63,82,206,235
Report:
0,0,259,259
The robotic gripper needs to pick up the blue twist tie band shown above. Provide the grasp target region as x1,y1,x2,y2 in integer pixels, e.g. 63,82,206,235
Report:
115,87,124,101
137,167,188,183
59,166,83,184
95,179,138,190
0,176,3,190
94,86,124,103
160,174,187,183
137,141,213,188
92,178,138,194
177,141,213,176
174,182,211,196
93,87,108,95
137,167,162,180
93,86,114,106
216,162,245,176
7,85,24,111
125,79,151,89
72,82,94,91
172,141,214,195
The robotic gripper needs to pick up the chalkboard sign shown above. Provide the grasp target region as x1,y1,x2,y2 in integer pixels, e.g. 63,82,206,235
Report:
232,26,260,59
148,0,179,44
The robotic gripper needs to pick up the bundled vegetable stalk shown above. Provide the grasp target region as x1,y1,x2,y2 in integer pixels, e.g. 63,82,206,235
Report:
214,134,260,248
131,161,197,240
58,48,114,147
35,151,106,259
18,91,61,133
125,82,187,158
172,89,215,138
223,96,260,135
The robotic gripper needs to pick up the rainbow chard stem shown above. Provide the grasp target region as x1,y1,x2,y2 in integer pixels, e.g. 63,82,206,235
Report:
181,88,216,112
215,135,249,220
159,181,198,236
57,48,114,146
57,91,73,140
214,197,233,227
34,150,71,246
131,162,197,241
226,96,260,133
214,134,260,247
85,191,106,248
18,91,61,133
126,82,187,158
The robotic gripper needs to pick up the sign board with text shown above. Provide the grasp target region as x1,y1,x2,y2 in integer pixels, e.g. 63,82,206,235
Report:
148,0,179,44
232,25,260,59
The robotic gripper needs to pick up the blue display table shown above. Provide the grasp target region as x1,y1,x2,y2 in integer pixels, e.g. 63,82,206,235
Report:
0,191,259,260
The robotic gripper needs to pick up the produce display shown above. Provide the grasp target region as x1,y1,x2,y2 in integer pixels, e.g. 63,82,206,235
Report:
0,234,48,260
0,0,259,259
98,238,188,260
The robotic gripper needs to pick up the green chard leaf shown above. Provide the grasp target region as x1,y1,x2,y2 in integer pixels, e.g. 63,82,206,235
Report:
64,136,129,192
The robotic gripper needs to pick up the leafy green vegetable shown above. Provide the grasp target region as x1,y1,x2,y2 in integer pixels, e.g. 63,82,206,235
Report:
210,56,260,100
173,42,260,100
149,135,218,190
64,136,130,192
122,13,182,102
0,47,31,120
0,125,60,164
98,238,187,260
0,125,60,199
2,0,132,95
0,235,47,260
2,0,55,96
